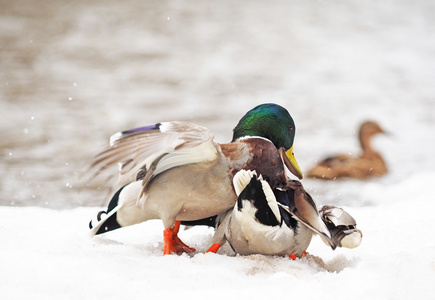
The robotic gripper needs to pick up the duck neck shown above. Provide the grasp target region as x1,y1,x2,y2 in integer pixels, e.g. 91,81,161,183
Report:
359,130,374,153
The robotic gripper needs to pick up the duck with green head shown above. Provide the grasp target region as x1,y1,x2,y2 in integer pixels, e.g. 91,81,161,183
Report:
88,103,303,255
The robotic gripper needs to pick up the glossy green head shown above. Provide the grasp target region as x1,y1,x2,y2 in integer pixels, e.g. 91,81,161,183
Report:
232,103,296,149
232,103,303,179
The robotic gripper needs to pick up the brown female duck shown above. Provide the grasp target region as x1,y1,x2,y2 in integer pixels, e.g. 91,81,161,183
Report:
306,121,387,180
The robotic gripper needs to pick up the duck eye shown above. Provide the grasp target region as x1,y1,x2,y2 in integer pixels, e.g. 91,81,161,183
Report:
288,125,294,131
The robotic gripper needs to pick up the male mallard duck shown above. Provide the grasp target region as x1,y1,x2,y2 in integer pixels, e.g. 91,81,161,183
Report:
88,103,303,255
206,170,362,258
306,121,388,180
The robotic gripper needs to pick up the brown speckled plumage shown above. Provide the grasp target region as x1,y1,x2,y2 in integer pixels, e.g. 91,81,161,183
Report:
307,121,388,180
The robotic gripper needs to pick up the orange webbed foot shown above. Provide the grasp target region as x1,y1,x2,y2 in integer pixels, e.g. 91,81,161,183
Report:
289,251,308,260
173,235,196,253
163,228,176,255
206,243,221,253
163,221,196,255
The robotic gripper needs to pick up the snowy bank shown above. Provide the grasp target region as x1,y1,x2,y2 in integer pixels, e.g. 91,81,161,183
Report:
1,173,434,300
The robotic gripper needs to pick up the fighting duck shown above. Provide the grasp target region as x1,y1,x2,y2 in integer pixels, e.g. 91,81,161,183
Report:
206,170,362,259
88,103,303,255
306,121,388,180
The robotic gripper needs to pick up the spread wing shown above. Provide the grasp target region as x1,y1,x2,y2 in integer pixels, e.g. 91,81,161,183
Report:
90,121,219,189
275,181,336,248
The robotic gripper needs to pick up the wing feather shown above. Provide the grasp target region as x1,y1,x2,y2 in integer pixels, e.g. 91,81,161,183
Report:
275,181,334,247
90,121,218,189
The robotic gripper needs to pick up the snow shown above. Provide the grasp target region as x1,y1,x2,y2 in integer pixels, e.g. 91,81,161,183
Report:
1,172,434,299
2,0,435,299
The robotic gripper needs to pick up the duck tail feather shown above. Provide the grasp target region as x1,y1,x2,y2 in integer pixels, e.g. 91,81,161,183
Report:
89,186,126,236
233,169,257,196
89,206,122,236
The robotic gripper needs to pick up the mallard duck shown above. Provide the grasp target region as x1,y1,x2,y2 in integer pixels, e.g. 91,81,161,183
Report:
306,121,388,180
88,103,303,255
206,170,362,258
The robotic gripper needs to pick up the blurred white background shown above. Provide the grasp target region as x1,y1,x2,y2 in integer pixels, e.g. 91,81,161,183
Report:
1,0,434,207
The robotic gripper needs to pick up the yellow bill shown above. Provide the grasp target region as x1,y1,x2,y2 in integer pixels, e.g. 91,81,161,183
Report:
280,146,303,180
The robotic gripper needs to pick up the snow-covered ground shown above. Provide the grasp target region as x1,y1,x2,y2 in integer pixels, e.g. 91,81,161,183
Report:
1,0,435,299
1,178,434,299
